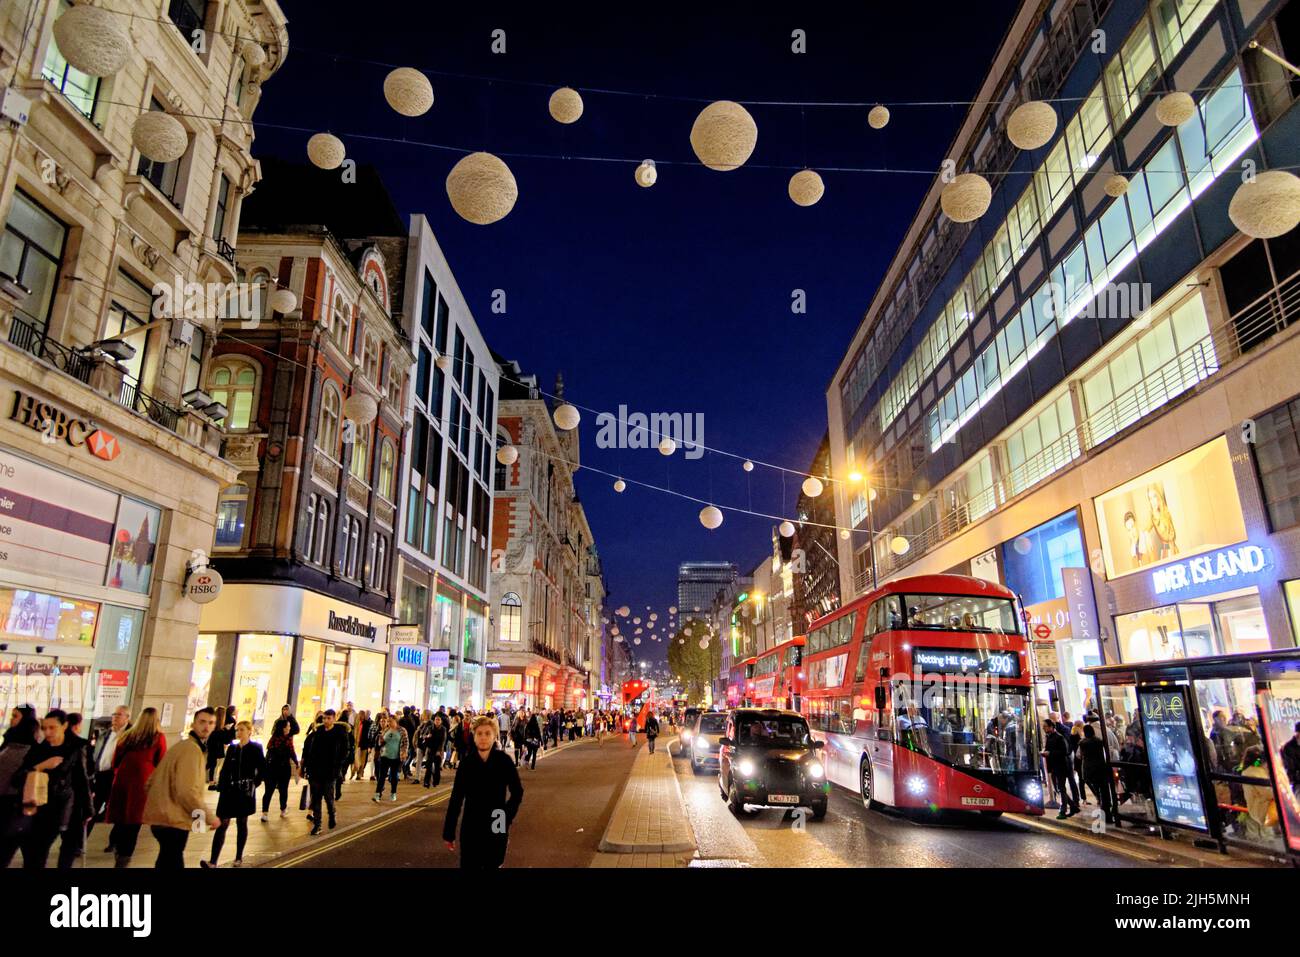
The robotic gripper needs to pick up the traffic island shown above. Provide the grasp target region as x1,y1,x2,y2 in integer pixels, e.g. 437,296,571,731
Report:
595,737,696,859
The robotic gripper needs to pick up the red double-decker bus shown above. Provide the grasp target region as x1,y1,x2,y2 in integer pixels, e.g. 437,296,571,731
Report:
739,656,758,706
800,574,1043,817
621,678,653,729
750,636,806,711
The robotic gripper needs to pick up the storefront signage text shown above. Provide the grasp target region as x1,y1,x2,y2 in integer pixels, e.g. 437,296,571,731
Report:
328,611,377,642
393,644,426,669
184,566,223,604
1151,544,1267,596
9,391,121,461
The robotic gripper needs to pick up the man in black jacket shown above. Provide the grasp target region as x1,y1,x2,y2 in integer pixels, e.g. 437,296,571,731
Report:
1041,719,1079,819
443,716,524,869
302,710,350,834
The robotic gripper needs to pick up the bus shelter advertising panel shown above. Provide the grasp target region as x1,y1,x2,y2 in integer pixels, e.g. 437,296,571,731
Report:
1257,676,1300,854
1138,687,1210,832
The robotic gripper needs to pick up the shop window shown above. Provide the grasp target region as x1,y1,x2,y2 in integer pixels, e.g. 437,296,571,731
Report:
215,483,249,549
317,383,341,458
1116,592,1269,663
0,190,67,332
500,593,522,643
42,1,99,120
208,359,257,430
1251,398,1300,531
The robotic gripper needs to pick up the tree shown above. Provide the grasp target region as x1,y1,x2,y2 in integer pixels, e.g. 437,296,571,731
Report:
666,618,721,705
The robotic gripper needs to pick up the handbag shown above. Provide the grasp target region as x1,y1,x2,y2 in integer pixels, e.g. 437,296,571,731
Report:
22,769,49,812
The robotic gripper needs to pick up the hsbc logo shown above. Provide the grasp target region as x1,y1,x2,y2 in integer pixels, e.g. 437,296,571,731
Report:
86,429,121,461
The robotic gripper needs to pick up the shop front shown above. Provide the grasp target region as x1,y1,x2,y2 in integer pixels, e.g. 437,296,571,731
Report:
487,662,527,710
387,641,428,713
195,583,390,740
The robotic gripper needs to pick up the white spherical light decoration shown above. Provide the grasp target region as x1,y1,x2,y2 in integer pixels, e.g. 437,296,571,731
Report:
678,639,685,644
1103,174,1130,198
132,112,188,164
496,444,519,465
1006,100,1058,151
742,460,754,472
658,436,677,456
633,617,641,625
684,628,692,636
307,132,346,170
384,67,434,117
269,288,297,315
1229,170,1300,239
890,535,911,556
53,5,131,78
635,160,657,188
650,613,657,620
553,403,581,431
1013,536,1033,555
634,637,641,645
779,520,796,538
342,391,378,425
868,104,890,130
839,528,851,540
434,354,452,373
613,478,626,493
868,488,877,501
446,151,518,225
912,491,922,502
699,505,724,530
788,169,824,207
242,40,267,69
801,476,824,498
698,638,709,649
1155,92,1196,127
669,606,677,614
940,173,992,223
689,100,758,172
617,606,630,617
549,87,584,124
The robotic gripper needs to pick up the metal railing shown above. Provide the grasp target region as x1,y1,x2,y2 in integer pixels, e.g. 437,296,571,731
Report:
7,315,94,384
118,376,181,431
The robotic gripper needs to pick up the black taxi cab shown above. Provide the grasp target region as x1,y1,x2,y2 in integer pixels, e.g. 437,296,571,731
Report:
718,708,829,820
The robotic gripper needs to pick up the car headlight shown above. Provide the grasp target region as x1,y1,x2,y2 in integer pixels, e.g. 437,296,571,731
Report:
906,776,927,796
808,762,824,779
738,759,756,777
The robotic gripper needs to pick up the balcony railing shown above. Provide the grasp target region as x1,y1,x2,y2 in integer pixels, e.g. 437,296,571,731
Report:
118,376,182,431
864,268,1300,585
7,315,94,384
215,237,236,266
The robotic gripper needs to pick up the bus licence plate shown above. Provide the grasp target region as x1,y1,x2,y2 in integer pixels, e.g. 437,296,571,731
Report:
961,797,994,807
768,794,799,804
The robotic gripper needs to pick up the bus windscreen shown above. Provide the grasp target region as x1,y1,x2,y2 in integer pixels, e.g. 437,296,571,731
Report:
898,593,1018,634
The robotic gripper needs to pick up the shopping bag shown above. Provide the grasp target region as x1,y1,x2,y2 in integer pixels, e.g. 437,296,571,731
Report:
298,783,309,810
22,769,49,811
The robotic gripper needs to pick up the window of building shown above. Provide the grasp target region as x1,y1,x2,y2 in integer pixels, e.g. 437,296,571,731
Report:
0,191,67,331
168,0,208,38
212,174,230,241
1252,397,1300,531
183,327,206,395
500,593,522,643
377,438,396,500
345,516,361,578
305,494,331,566
42,1,99,120
105,273,155,392
215,483,249,549
136,100,184,206
1116,591,1270,663
349,422,371,482
363,334,380,384
372,536,388,590
332,295,351,352
207,359,257,430
318,383,341,458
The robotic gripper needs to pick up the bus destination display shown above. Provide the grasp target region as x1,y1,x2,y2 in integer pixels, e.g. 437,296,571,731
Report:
911,647,1022,678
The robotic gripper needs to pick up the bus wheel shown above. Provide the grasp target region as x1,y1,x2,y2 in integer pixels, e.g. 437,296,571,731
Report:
860,758,876,810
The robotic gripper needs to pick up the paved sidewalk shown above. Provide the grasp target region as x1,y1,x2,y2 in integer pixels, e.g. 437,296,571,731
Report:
594,736,695,865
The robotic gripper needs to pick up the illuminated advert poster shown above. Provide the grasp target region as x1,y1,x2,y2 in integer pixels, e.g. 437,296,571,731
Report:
1257,678,1300,853
1138,688,1209,831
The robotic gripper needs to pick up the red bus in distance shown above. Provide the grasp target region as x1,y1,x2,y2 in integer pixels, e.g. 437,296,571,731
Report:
750,635,806,711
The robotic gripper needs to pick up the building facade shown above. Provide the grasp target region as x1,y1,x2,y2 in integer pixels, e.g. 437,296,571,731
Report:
193,159,413,737
825,0,1300,855
393,214,498,712
0,0,286,732
488,365,604,711
676,561,737,619
791,433,841,629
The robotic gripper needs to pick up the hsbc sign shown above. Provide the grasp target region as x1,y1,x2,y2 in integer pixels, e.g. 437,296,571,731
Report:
9,391,122,461
185,566,224,604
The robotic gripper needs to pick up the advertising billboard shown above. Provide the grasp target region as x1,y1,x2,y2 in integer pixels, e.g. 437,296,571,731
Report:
1139,687,1210,832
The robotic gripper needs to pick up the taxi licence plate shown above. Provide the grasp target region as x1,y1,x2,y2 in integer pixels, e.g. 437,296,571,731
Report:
768,794,799,804
961,797,994,807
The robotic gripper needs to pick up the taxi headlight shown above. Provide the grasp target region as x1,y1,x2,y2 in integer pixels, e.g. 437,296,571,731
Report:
738,759,756,777
808,762,825,779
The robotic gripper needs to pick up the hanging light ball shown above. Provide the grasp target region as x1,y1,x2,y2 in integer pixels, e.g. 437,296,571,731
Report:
1006,100,1058,151
384,67,435,117
839,528,851,540
689,100,758,172
612,478,627,494
617,606,630,617
742,460,754,472
615,635,624,642
912,491,922,502
307,132,346,170
446,151,518,225
788,169,825,207
434,354,452,373
679,639,685,645
1229,170,1300,239
53,4,132,78
132,111,188,164
699,505,724,530
658,436,677,456
269,288,297,315
611,626,619,635
543,86,584,126
1155,92,1196,127
553,403,581,431
633,617,641,625
684,628,693,637
779,520,796,538
341,391,378,425
867,104,890,130
242,40,268,69
496,444,519,465
940,173,992,223
801,476,824,498
634,627,642,635
698,638,709,649
1103,174,1130,198
869,487,878,501
669,606,677,614
1013,535,1034,555
635,159,657,188
890,535,911,556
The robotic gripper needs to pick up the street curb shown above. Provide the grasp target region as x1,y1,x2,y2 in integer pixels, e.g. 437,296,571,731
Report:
1011,812,1288,868
597,736,697,855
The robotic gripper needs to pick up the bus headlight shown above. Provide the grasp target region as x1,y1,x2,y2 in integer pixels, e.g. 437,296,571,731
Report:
906,776,927,796
808,762,824,779
1024,779,1043,804
738,759,756,777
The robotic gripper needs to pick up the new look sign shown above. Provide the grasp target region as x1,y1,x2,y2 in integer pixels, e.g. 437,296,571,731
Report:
1152,544,1268,596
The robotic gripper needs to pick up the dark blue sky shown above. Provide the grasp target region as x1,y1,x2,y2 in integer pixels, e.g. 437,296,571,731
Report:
257,2,1018,660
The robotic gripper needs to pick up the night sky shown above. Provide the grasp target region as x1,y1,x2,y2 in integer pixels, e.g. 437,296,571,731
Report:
255,2,1019,662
